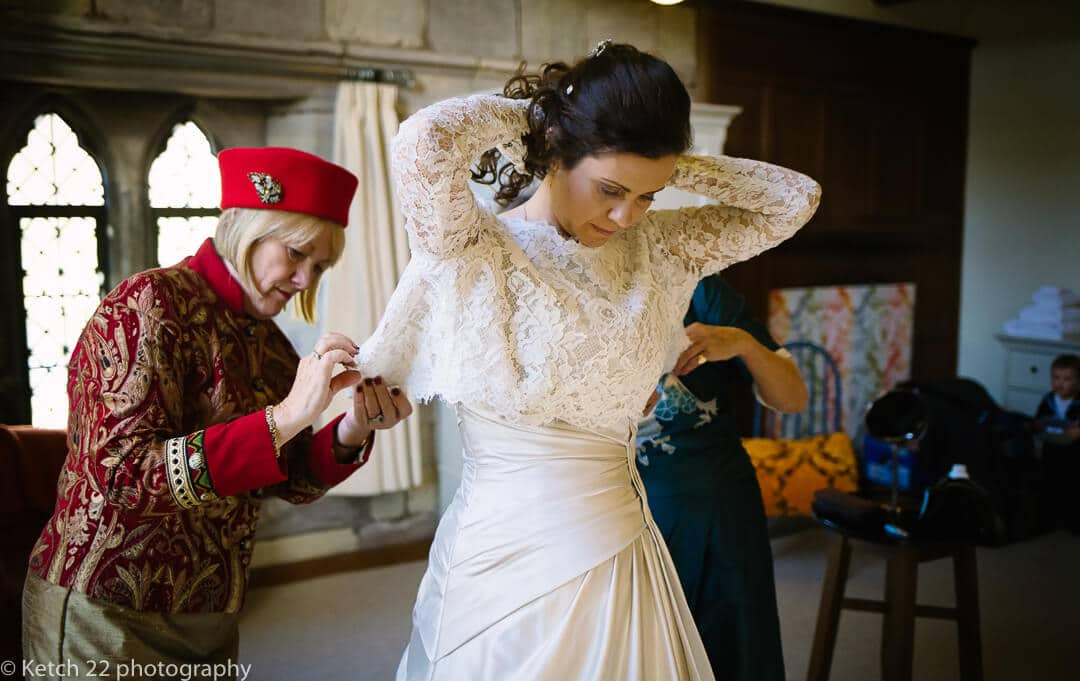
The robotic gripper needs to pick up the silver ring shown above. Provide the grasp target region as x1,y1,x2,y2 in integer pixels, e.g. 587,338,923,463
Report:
371,413,385,424
312,350,322,360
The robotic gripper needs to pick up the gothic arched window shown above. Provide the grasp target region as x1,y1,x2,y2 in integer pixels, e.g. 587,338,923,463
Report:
148,120,220,266
5,111,108,427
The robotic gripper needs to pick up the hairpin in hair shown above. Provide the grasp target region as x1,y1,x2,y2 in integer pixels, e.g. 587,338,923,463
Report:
565,84,574,95
591,39,612,58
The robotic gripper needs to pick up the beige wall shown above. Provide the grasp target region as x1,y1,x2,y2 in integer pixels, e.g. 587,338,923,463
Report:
957,39,1080,402
2,0,698,98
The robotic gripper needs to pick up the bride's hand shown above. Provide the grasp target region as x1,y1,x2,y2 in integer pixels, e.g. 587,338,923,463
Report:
337,377,414,448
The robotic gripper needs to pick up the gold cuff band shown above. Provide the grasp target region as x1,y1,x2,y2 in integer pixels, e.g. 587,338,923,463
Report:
166,436,199,509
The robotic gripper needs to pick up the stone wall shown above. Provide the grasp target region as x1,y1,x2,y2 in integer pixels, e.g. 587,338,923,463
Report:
2,0,697,93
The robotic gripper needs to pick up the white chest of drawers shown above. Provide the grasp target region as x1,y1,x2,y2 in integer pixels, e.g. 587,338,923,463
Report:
997,334,1080,414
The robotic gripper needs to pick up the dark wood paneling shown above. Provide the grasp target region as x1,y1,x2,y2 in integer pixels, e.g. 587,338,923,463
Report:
822,90,877,223
875,91,924,222
699,2,973,384
769,87,826,183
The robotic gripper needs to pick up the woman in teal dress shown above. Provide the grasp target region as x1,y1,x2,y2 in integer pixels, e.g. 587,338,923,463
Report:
637,274,807,681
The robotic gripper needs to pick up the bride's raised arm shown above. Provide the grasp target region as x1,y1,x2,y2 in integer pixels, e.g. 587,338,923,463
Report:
647,154,821,276
391,94,530,259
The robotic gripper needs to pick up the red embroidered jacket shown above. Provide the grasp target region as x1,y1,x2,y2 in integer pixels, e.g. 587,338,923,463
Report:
28,239,372,614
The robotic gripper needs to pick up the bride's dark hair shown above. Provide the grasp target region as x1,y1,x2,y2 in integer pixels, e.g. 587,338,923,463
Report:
472,43,692,206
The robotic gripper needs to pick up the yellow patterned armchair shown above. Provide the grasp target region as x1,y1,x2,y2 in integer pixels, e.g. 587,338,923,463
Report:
744,342,859,516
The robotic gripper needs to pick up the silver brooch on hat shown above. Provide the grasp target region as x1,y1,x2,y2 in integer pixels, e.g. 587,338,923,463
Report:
248,172,283,204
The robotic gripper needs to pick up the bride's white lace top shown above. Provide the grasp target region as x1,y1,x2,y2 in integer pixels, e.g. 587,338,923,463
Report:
356,94,820,434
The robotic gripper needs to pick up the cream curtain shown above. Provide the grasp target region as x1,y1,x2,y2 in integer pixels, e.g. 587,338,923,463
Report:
322,81,422,495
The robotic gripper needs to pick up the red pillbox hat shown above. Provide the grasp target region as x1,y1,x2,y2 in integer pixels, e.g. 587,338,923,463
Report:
218,147,359,227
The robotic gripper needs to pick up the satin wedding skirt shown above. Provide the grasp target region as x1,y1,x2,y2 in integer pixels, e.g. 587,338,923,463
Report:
396,406,714,681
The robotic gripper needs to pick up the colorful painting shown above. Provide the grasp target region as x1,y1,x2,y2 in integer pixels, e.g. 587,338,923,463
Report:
768,283,916,437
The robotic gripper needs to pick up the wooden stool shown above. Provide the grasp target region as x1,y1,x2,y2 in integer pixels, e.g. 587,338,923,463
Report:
806,529,983,681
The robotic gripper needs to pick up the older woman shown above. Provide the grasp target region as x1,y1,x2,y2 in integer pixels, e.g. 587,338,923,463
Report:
22,147,412,673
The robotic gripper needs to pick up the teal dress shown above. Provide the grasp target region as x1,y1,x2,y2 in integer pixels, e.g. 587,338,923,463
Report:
636,275,785,681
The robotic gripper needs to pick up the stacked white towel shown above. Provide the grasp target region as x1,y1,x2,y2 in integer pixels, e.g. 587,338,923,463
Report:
1032,286,1080,307
1004,287,1080,340
1018,306,1080,324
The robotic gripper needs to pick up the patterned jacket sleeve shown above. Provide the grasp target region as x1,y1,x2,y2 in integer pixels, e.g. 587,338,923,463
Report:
391,94,531,258
265,415,374,505
647,155,822,278
73,276,366,513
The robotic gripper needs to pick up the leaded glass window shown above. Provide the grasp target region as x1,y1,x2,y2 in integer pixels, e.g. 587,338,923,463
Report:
149,121,220,266
6,112,107,428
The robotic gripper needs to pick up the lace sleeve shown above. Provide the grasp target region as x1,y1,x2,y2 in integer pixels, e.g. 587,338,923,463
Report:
648,155,821,277
391,94,531,258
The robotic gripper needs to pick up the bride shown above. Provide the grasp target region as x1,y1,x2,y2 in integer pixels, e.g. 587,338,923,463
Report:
358,41,821,680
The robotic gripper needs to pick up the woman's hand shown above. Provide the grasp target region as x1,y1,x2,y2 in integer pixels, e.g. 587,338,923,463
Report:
673,323,751,376
336,378,415,451
272,332,363,444
672,322,808,412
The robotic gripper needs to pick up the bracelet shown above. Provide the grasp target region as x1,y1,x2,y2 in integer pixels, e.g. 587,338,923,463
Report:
265,405,282,459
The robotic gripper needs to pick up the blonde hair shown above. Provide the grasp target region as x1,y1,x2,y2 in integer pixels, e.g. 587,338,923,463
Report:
215,207,346,323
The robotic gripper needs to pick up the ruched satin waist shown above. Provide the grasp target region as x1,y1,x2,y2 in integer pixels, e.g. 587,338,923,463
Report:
416,406,651,659
455,406,638,511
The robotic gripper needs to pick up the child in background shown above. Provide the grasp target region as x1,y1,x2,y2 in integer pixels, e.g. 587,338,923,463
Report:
1035,354,1080,533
